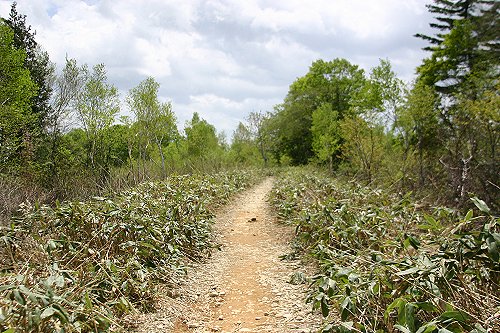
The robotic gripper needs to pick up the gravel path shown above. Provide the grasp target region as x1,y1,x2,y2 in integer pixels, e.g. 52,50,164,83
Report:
131,177,323,333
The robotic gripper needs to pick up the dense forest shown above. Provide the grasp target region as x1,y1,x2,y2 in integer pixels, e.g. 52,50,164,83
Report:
0,0,499,332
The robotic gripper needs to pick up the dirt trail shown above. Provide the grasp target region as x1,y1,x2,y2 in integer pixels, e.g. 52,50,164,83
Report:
133,177,323,333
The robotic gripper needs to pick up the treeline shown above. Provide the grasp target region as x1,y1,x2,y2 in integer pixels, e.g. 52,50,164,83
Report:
1,0,498,218
257,0,499,210
0,3,266,223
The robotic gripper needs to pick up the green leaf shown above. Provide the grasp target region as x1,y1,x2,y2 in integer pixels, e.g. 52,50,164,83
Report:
0,285,15,292
403,235,420,250
385,297,404,321
40,307,56,319
84,291,93,310
405,303,416,332
438,310,471,323
464,209,473,222
437,328,454,333
2,329,16,333
340,296,353,321
394,324,412,333
421,214,442,231
321,295,330,317
52,304,70,323
486,235,499,262
416,322,438,333
470,197,490,213
414,302,438,312
12,290,25,305
396,267,420,276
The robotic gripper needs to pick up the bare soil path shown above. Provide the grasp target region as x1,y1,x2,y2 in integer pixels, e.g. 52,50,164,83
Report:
132,177,323,333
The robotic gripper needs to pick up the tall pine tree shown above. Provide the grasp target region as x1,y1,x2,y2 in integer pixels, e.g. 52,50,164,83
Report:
6,2,54,130
415,0,499,95
415,0,499,206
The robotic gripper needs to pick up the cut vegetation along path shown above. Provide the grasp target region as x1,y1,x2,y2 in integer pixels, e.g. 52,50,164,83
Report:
133,177,323,333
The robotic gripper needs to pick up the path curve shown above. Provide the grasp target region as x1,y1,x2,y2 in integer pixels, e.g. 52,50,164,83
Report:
133,177,323,333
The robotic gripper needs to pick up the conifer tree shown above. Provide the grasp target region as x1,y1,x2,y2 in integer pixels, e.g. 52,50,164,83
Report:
415,0,498,95
6,2,54,129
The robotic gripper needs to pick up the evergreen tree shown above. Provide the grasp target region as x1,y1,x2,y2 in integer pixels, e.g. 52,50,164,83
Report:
6,2,54,129
0,22,38,171
415,0,498,95
416,0,499,206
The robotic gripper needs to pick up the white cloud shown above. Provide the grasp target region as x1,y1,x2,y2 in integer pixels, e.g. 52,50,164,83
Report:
174,94,281,137
1,0,434,136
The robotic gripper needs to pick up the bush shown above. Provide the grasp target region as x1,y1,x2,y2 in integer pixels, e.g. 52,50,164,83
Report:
270,168,499,333
0,170,261,332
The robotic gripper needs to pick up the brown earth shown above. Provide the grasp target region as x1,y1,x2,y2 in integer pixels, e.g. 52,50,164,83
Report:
130,177,323,333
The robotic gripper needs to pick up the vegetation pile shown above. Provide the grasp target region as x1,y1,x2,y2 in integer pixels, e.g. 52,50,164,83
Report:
0,170,259,332
271,168,499,333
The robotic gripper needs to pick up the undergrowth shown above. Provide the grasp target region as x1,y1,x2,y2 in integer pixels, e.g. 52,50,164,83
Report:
0,170,260,332
270,167,499,333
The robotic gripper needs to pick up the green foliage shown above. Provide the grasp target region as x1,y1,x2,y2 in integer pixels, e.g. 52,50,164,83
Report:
182,112,225,172
270,48,498,209
40,58,87,187
127,77,178,177
229,122,263,166
395,82,440,187
340,116,387,182
353,59,405,127
271,168,499,332
75,63,120,184
0,22,38,172
311,104,340,170
0,170,260,332
247,111,272,167
416,0,499,95
269,58,366,165
6,2,54,128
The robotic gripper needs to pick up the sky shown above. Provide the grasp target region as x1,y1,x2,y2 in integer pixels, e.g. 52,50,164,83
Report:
0,0,435,138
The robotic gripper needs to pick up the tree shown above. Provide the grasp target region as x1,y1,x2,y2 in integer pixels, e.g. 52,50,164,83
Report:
6,2,54,129
43,58,86,181
340,59,406,181
340,116,386,183
0,22,38,171
184,112,219,159
309,59,402,171
440,84,500,205
75,63,119,184
272,58,366,165
127,77,177,177
150,102,177,176
311,103,340,171
230,122,261,165
247,111,271,167
415,0,499,206
396,82,440,187
460,84,499,207
353,59,406,129
416,0,499,96
49,59,85,134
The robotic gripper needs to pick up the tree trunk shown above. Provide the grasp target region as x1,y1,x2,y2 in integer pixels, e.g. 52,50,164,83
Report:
156,140,166,178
